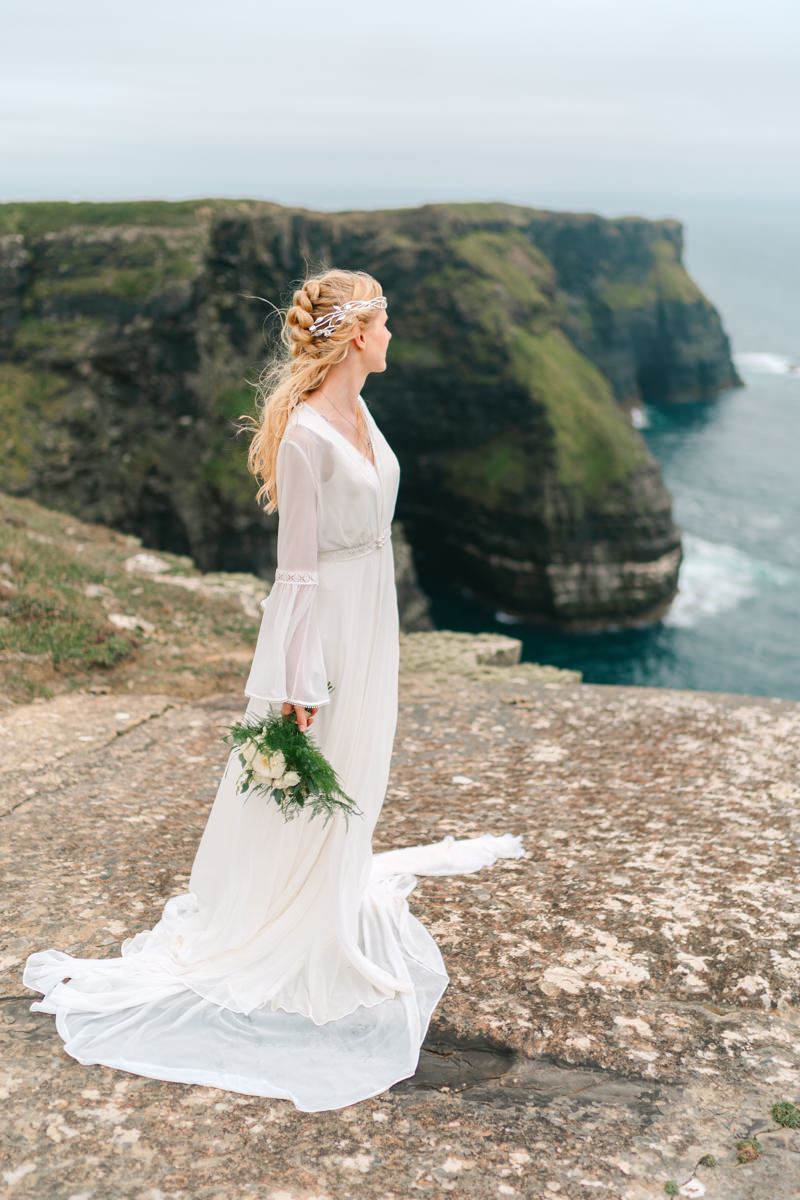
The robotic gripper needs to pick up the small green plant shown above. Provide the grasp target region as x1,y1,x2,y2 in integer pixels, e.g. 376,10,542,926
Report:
772,1100,800,1128
698,1153,718,1167
735,1136,762,1163
664,1183,679,1197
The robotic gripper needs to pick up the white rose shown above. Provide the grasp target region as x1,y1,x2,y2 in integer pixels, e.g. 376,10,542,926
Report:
277,771,301,789
241,741,259,766
252,753,275,783
267,751,286,780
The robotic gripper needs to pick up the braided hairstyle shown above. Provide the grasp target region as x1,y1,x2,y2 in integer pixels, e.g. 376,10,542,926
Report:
243,268,384,513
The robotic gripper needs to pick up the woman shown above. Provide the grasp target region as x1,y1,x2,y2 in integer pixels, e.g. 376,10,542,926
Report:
24,268,523,1112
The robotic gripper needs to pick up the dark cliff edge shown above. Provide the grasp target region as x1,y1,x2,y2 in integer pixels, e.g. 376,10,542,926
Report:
0,199,741,629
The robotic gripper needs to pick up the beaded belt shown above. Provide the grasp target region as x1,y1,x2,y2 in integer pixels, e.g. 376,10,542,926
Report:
317,525,392,563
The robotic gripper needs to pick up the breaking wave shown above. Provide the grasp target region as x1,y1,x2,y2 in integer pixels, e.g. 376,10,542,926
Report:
664,533,794,628
734,351,800,378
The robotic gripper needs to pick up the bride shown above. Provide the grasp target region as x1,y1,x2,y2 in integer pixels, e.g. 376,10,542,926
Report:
24,267,523,1112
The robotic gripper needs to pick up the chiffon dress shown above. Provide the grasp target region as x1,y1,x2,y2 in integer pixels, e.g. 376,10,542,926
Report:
24,395,524,1112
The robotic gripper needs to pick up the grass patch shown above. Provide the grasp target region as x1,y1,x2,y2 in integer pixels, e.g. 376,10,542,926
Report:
0,364,70,487
384,338,448,368
7,588,137,667
0,199,250,238
735,1136,762,1163
441,428,530,510
509,327,648,499
13,316,109,357
597,281,654,309
27,251,201,303
449,229,553,313
0,492,265,706
772,1100,800,1128
648,237,707,304
198,385,258,506
199,450,255,506
595,237,707,309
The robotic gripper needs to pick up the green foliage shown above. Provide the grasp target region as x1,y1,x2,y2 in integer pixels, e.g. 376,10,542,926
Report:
0,199,247,237
199,449,254,506
697,1153,718,1167
664,1183,679,1196
772,1100,800,1128
384,338,447,368
427,201,524,222
217,384,255,425
26,251,201,303
0,365,70,486
735,1136,762,1163
13,316,108,358
449,229,553,313
441,429,529,510
224,695,359,827
198,385,255,506
420,225,652,512
3,582,137,669
649,237,707,305
509,327,648,499
0,492,264,704
597,281,653,310
595,238,707,310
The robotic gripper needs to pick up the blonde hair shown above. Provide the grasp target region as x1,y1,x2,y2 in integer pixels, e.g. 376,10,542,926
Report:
242,267,385,513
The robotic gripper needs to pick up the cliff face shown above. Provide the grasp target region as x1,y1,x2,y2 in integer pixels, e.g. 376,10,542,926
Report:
520,211,740,404
0,200,740,628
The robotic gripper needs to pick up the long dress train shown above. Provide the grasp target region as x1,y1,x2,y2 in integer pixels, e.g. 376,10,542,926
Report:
23,395,524,1112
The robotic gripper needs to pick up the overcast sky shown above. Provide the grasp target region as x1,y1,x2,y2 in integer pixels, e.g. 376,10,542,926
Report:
1,0,798,216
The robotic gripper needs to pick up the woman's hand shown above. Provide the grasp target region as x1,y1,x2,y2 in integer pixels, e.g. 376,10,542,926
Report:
281,701,318,732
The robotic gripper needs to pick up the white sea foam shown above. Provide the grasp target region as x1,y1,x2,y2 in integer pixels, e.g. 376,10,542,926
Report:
630,406,650,429
733,351,800,378
664,534,793,628
494,609,522,624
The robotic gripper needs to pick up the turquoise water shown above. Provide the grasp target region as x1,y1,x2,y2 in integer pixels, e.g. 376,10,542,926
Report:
415,199,800,700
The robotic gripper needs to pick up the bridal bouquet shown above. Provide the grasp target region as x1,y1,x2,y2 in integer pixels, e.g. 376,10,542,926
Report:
224,687,360,826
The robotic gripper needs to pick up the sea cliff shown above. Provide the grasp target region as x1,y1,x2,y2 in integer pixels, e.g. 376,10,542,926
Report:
0,199,740,628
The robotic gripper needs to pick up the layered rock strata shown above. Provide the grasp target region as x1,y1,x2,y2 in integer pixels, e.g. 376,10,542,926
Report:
0,200,740,627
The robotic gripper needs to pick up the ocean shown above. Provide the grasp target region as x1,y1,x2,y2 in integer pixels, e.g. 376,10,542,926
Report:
413,196,800,701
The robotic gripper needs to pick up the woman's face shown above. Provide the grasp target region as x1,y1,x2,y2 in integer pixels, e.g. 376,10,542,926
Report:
361,307,391,374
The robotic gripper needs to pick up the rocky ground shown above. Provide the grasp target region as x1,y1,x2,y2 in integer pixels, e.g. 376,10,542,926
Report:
2,635,799,1200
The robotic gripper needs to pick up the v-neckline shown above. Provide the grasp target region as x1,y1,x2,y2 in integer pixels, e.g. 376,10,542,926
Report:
300,396,378,479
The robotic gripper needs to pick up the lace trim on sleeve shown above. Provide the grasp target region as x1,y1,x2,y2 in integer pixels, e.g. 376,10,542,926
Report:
274,568,319,585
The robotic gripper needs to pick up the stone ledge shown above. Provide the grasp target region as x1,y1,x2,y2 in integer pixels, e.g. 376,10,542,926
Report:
399,629,581,686
2,673,799,1198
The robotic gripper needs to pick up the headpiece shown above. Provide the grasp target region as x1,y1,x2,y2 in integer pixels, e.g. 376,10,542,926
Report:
308,296,388,339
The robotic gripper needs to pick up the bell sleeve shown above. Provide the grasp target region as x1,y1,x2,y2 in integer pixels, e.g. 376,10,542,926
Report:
244,431,330,709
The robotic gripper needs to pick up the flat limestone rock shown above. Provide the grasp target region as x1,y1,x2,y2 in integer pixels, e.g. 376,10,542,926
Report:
399,629,581,684
2,675,799,1199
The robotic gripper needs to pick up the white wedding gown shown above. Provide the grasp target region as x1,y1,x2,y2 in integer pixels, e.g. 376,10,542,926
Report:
24,396,524,1111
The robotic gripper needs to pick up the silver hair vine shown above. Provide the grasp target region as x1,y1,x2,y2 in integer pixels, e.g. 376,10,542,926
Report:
308,296,388,339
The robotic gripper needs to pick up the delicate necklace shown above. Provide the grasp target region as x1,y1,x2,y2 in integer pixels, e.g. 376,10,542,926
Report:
318,389,374,461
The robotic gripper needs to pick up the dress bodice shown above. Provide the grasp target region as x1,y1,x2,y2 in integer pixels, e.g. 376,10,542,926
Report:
283,396,400,560
243,394,401,709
